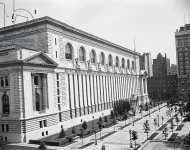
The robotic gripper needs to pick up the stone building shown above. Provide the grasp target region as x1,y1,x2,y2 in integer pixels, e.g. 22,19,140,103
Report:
0,17,149,143
176,23,190,101
140,52,153,77
147,53,177,101
152,53,169,77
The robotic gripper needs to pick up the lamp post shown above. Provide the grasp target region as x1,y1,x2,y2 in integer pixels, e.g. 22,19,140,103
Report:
80,119,83,146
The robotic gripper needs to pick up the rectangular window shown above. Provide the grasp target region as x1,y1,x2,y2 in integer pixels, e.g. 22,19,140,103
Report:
57,96,60,103
39,121,43,128
56,51,58,58
46,131,48,135
57,89,60,95
34,76,39,85
58,104,61,111
43,120,47,127
5,76,8,86
55,38,57,45
1,77,4,87
1,124,4,132
42,132,44,136
59,112,62,122
57,81,59,87
56,73,59,80
6,124,9,132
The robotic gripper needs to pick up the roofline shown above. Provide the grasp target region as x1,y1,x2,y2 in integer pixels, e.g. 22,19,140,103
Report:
0,16,141,56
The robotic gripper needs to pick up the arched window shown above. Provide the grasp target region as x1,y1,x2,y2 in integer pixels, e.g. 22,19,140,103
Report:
127,59,130,69
2,94,9,114
115,56,119,67
100,52,105,65
121,58,125,68
132,61,135,70
90,50,96,63
65,43,73,60
35,92,41,111
79,46,86,62
108,54,113,66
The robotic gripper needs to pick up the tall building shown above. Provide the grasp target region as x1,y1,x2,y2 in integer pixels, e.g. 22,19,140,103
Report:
0,17,149,143
147,53,177,101
175,23,190,101
140,53,153,77
153,53,168,77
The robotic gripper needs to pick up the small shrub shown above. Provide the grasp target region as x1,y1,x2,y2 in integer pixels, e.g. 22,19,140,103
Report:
82,121,87,130
38,141,47,150
72,126,76,134
104,116,108,123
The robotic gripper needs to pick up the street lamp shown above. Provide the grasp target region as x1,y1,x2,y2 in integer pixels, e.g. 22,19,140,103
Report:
80,119,83,146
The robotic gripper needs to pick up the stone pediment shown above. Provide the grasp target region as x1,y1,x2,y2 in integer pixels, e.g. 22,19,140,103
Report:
24,52,57,67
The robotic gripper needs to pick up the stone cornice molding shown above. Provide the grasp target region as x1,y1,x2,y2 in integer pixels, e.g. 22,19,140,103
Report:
0,16,141,56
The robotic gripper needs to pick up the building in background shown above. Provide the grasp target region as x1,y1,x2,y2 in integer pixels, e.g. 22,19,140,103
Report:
0,17,149,143
168,64,177,75
152,53,168,77
147,53,178,101
140,53,153,77
175,23,190,101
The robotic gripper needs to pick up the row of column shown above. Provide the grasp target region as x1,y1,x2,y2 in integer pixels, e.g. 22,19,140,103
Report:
62,72,146,119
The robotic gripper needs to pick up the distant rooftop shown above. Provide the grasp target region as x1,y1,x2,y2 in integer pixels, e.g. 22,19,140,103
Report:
177,23,190,32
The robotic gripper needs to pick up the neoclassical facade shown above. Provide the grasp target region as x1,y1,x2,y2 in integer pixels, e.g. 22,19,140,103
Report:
0,17,149,143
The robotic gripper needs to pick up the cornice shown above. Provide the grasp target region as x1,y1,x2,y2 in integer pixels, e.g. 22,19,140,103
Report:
0,16,141,57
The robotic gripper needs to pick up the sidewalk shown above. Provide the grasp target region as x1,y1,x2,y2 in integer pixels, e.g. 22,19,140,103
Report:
1,103,166,150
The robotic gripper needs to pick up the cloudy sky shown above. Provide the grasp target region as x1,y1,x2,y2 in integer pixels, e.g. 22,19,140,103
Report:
0,0,190,64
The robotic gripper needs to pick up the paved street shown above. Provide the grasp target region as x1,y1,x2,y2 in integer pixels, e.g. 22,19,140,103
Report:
1,104,172,150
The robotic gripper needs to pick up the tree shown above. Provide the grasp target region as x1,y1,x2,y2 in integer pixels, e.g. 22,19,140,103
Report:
175,115,180,126
110,110,115,119
82,121,88,130
72,126,76,135
143,120,150,140
38,141,47,150
170,119,174,133
59,128,66,138
131,130,138,148
104,116,108,124
162,127,168,140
